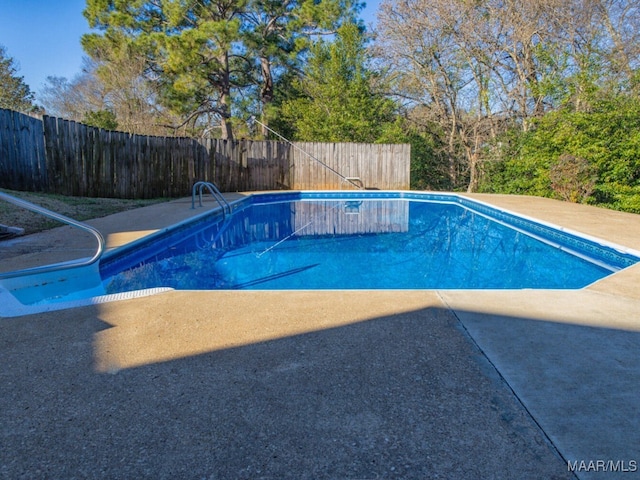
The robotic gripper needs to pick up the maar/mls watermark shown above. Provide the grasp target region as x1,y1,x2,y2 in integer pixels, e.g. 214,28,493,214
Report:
568,460,638,473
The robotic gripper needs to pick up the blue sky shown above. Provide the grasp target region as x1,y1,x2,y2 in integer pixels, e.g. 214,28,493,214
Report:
0,0,381,102
0,0,90,95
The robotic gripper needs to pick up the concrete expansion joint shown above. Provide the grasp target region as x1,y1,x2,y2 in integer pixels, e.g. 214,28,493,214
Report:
436,291,572,473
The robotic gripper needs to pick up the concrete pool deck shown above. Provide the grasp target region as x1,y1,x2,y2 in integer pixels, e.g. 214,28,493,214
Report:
1,192,639,479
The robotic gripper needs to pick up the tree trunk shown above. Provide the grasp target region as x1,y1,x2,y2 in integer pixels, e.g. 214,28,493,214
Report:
219,109,234,141
219,51,234,141
260,56,274,138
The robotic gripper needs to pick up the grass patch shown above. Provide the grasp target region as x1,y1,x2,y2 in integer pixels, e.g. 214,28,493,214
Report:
0,189,169,235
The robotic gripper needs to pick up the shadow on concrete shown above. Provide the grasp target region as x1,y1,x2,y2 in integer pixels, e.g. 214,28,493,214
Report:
451,306,640,480
0,302,595,480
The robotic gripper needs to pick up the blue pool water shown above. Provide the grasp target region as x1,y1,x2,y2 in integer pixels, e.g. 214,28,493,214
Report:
98,192,639,292
4,191,639,315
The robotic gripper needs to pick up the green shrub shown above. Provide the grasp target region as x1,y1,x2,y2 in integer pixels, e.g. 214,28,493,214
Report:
480,92,640,213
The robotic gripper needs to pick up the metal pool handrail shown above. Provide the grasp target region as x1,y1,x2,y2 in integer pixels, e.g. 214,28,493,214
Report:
191,181,231,215
0,191,106,279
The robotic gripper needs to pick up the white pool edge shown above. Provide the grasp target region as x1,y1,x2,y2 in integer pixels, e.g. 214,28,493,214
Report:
0,285,174,318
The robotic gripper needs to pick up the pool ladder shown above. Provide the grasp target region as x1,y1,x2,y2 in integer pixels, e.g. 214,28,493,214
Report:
191,181,231,217
0,191,106,279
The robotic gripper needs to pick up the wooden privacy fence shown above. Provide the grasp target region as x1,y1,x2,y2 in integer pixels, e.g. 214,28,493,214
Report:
0,109,410,199
292,142,410,190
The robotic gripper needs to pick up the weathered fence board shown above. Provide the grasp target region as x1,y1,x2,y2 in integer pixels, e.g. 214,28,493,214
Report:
0,109,47,192
291,142,410,190
0,109,410,198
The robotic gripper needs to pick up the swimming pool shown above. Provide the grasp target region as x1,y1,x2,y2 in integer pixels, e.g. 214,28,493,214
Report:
2,191,639,316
